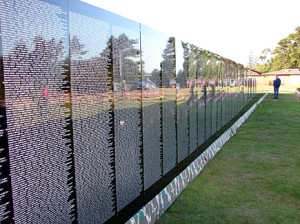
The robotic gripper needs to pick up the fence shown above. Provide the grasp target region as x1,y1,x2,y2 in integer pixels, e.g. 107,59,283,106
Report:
0,0,257,223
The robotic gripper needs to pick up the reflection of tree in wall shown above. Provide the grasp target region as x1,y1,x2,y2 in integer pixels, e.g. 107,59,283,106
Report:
210,57,219,83
107,34,140,89
70,36,88,59
198,53,211,82
218,60,226,87
70,35,111,95
5,36,66,97
225,61,231,86
149,68,160,85
196,52,206,79
161,37,175,87
100,36,113,90
238,65,245,87
176,41,189,87
188,44,198,81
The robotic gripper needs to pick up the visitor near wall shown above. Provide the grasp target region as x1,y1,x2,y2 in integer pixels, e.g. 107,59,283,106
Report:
273,75,281,100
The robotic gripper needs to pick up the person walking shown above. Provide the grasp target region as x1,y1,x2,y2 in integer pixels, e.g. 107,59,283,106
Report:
273,75,281,101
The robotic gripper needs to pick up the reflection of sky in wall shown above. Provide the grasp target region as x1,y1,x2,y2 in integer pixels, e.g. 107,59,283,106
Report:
175,38,184,74
140,25,167,74
111,24,139,63
70,0,141,58
70,0,173,74
141,35,164,74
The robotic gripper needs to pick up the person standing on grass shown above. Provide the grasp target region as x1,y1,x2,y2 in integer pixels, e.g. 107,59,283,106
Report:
273,75,281,101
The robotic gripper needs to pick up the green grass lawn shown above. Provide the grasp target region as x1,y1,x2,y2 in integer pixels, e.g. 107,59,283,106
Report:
157,93,300,224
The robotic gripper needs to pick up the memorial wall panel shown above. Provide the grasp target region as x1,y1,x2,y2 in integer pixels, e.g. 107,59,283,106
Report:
243,71,246,106
176,40,189,162
231,66,235,118
197,54,206,147
0,0,74,222
234,67,238,116
160,37,177,175
230,66,234,118
188,45,198,153
240,69,245,108
243,71,246,105
205,57,212,140
251,78,254,98
250,77,252,99
69,2,115,222
247,76,250,100
234,67,238,114
225,64,231,123
140,25,164,189
0,11,13,222
216,63,223,131
242,71,245,106
112,22,142,211
232,65,237,118
237,68,240,112
211,58,217,135
227,65,232,121
221,62,227,127
238,68,243,112
157,33,177,174
248,77,251,99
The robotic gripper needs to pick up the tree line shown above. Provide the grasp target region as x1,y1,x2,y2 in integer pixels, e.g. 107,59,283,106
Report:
249,26,300,73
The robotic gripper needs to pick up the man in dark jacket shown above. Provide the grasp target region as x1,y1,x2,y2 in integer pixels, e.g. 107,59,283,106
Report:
273,75,281,100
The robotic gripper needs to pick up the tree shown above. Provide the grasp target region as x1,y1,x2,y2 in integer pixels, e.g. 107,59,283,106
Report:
251,26,300,73
162,37,175,60
150,68,160,86
272,26,300,70
259,48,271,63
161,37,175,87
101,34,141,89
248,50,258,67
176,41,189,87
70,36,88,59
188,44,198,81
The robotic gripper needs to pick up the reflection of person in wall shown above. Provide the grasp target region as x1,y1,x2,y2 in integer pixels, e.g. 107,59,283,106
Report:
210,78,216,86
40,87,49,115
121,79,126,97
113,83,118,92
121,79,126,91
203,80,207,103
189,79,194,99
211,78,216,98
273,75,281,101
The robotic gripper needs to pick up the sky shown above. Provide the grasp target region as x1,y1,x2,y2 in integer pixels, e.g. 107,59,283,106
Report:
82,0,300,66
